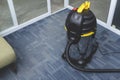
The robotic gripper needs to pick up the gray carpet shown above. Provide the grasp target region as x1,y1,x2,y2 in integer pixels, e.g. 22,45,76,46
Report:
1,9,120,80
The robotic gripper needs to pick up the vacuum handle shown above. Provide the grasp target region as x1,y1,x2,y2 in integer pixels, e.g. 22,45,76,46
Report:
77,1,90,13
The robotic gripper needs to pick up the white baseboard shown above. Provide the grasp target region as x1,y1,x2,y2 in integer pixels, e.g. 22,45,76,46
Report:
0,12,50,37
1,6,120,37
0,8,67,37
97,19,120,35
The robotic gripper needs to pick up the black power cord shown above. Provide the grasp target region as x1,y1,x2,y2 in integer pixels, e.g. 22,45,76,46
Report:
95,38,120,56
98,46,120,55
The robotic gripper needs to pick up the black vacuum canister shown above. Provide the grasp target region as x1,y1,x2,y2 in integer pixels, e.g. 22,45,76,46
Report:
62,1,120,73
63,1,98,67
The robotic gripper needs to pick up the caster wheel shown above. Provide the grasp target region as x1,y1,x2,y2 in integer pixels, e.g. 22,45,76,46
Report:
62,53,66,60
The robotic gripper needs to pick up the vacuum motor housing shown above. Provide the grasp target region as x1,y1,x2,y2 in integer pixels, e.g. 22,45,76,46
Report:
65,9,97,43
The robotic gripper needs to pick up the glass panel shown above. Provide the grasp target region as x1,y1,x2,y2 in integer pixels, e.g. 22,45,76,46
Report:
51,0,64,13
13,0,48,24
69,0,111,22
112,0,120,30
0,0,13,31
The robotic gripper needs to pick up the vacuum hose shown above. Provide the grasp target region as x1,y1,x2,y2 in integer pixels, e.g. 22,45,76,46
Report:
65,40,120,73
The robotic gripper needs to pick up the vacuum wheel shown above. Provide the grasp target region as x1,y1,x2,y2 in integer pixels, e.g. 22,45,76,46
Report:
62,53,66,60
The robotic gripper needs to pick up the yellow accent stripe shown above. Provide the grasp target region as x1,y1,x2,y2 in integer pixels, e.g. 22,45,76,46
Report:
64,26,67,31
81,32,94,37
64,26,94,37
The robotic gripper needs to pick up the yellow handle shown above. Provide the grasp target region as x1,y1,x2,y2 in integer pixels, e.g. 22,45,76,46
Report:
77,1,90,13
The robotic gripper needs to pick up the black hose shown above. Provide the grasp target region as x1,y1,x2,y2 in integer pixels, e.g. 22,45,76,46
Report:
65,40,120,73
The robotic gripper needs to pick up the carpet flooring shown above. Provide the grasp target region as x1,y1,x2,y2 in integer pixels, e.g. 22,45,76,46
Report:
1,9,120,80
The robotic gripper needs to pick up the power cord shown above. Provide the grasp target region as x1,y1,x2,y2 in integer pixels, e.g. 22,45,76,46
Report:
95,38,120,56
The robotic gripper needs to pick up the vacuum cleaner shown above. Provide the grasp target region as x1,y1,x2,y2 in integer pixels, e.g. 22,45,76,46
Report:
62,1,120,72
